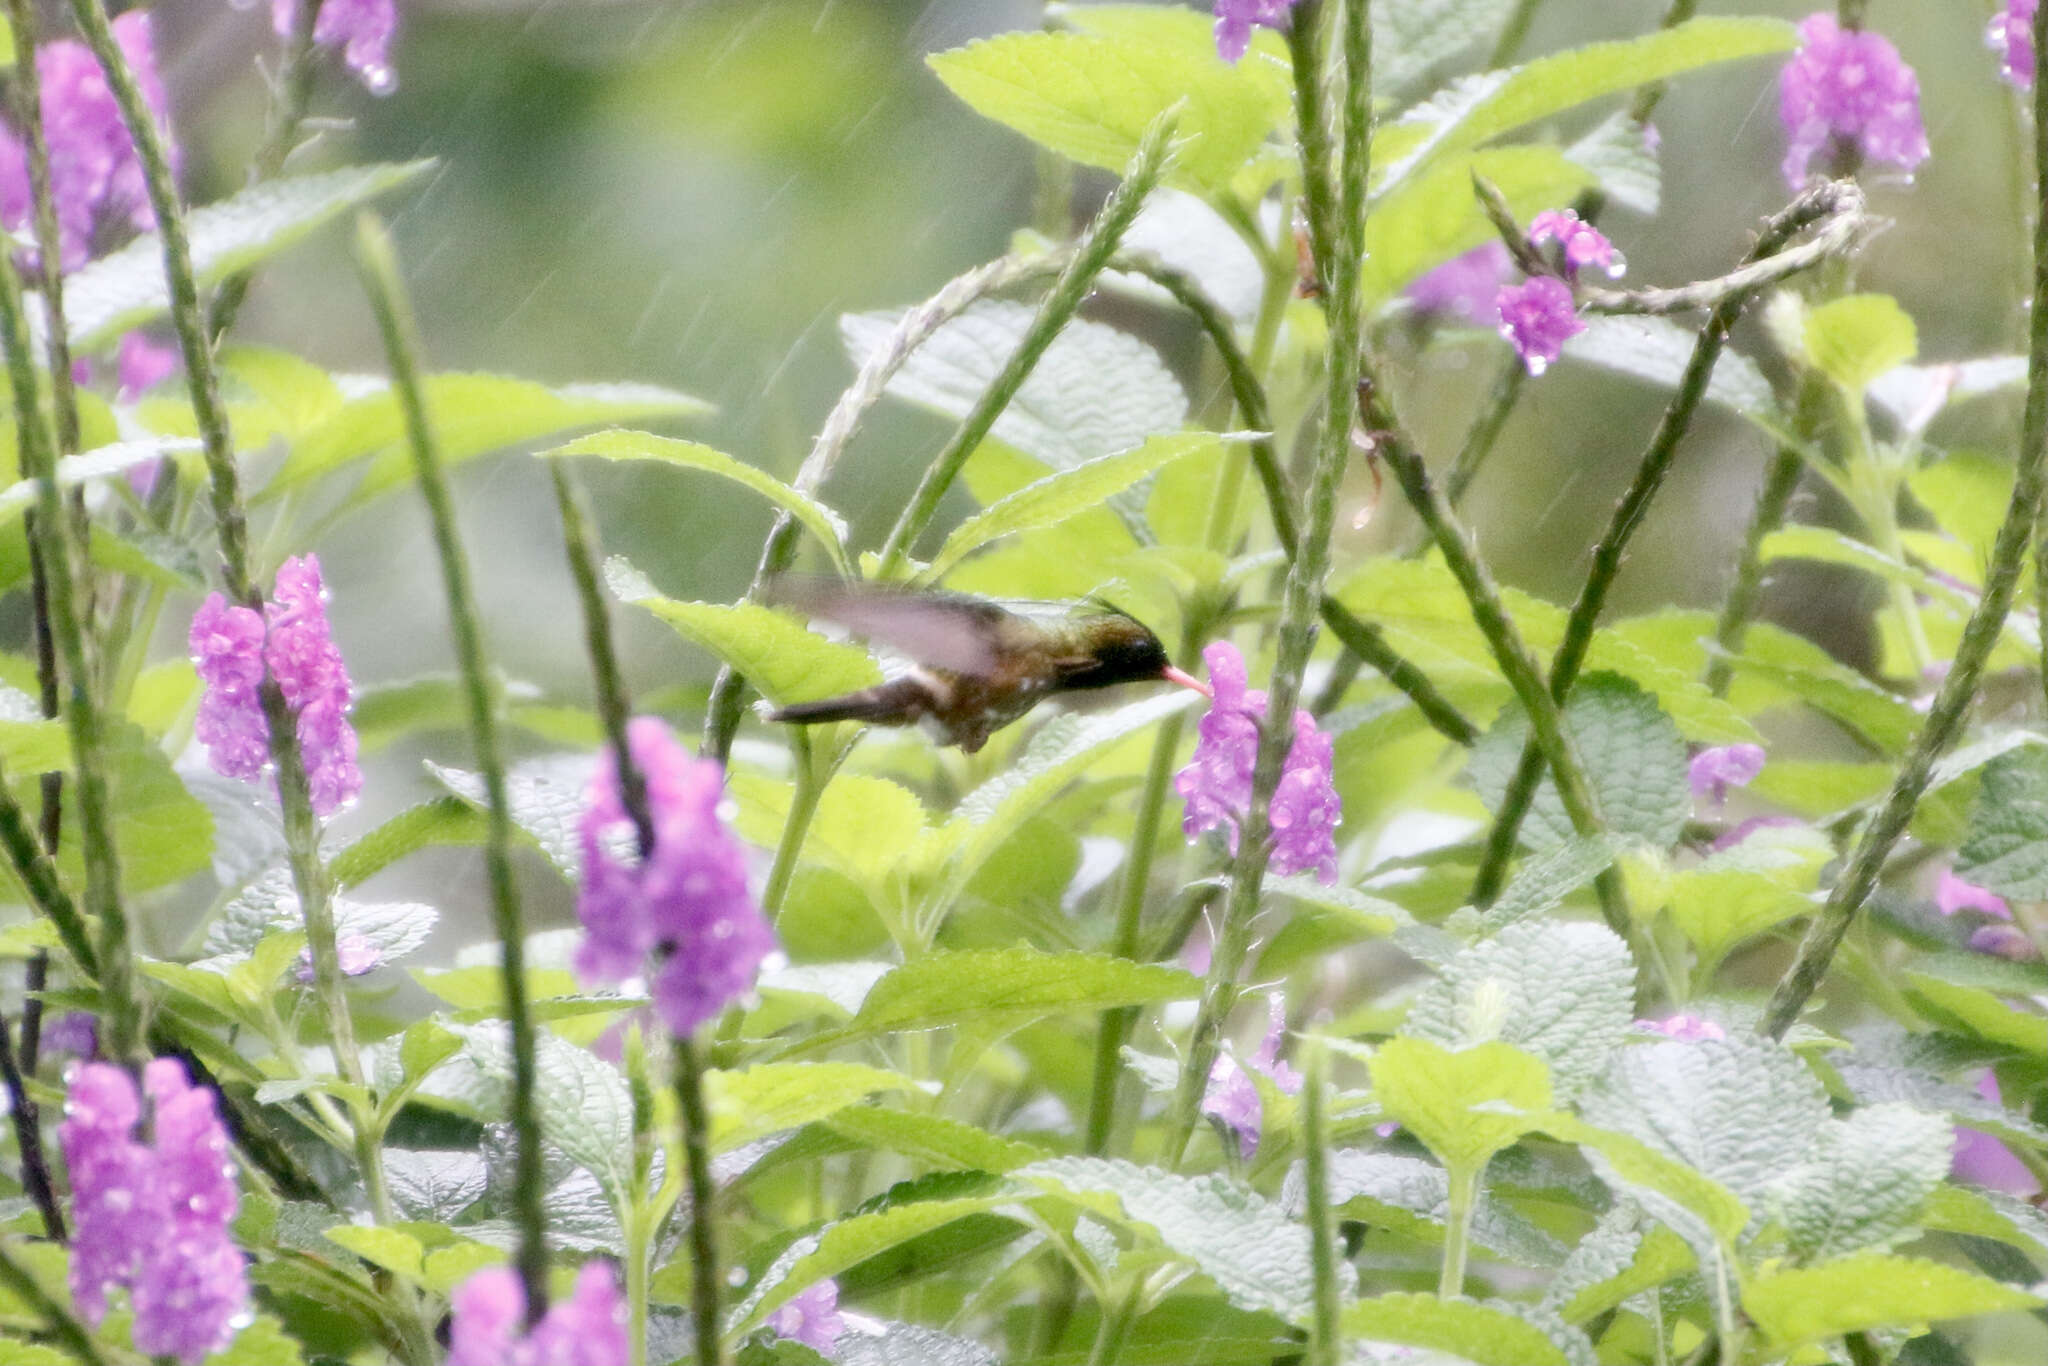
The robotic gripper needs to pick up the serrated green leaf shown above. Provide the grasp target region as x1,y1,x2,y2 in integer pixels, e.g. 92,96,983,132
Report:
449,1026,631,1196
62,162,433,348
1342,1292,1568,1366
843,301,1187,473
1902,973,2048,1054
1805,294,1919,393
1957,744,2048,901
1478,835,1623,933
324,1225,426,1280
426,755,589,881
707,1062,919,1154
1371,1037,1552,1173
730,769,928,894
607,559,880,707
821,1107,1048,1174
1404,921,1636,1098
1372,0,1517,94
1743,1252,2041,1347
926,28,1289,191
545,431,848,574
1665,866,1816,974
1536,1111,1749,1250
1566,110,1661,215
925,433,1224,579
1770,1103,1952,1262
1543,1207,1694,1324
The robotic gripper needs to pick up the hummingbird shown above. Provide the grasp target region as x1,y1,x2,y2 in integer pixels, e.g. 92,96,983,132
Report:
762,580,1210,753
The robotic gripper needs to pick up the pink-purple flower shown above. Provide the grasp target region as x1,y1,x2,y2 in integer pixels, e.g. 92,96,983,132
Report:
1635,1013,1726,1043
116,330,178,403
575,717,777,1036
273,0,398,95
1406,242,1512,326
190,554,363,817
768,1279,847,1356
1991,0,2038,89
60,1060,249,1365
1202,994,1302,1158
0,12,177,271
1528,209,1624,279
1936,867,2011,920
1952,1072,2040,1198
1777,13,1928,187
1174,642,1341,882
1213,0,1297,63
1689,743,1766,810
1496,276,1583,375
448,1262,628,1366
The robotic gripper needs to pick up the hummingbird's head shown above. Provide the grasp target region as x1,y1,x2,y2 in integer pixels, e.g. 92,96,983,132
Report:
1058,615,1209,695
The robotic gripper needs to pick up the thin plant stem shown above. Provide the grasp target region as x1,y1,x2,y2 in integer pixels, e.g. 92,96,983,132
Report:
1487,0,1543,69
0,764,97,978
625,1030,657,1366
355,215,551,1317
1704,442,1804,696
1765,1,2048,1039
1301,1038,1341,1366
762,728,824,922
673,1036,726,1366
1439,1163,1479,1297
1163,0,1370,1169
0,1243,107,1365
875,110,1178,577
5,0,82,460
0,205,132,1066
1471,181,1865,906
0,1015,64,1241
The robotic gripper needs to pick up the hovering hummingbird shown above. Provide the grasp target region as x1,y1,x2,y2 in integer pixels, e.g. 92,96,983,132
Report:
763,580,1210,753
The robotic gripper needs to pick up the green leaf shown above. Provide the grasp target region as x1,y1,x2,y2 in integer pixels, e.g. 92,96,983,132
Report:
1373,0,1517,95
1363,145,1594,306
1804,294,1919,393
1342,1293,1568,1366
1956,744,2048,901
729,770,928,894
822,1107,1048,1174
136,344,343,450
328,797,486,889
1566,110,1661,215
201,868,437,966
1020,1156,1331,1322
1543,1208,1694,1325
1564,317,1784,437
1909,450,2014,564
1477,835,1624,933
0,438,201,528
205,1314,307,1366
1467,673,1689,851
1664,866,1817,974
1743,1253,2041,1348
1403,921,1636,1099
924,433,1226,579
1771,1103,1952,1262
545,430,848,574
1902,972,2048,1054
1322,1150,1565,1266
707,1062,919,1154
843,301,1187,473
266,375,711,502
450,1026,632,1196
427,756,589,881
324,1225,426,1280
63,162,434,348
24,721,213,897
1370,1037,1552,1172
1536,1111,1749,1251
926,28,1290,191
606,559,880,707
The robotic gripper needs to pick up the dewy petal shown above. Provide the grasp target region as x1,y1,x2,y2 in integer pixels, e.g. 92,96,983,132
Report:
1991,0,2039,89
1495,276,1583,375
1406,242,1512,326
275,0,401,94
1212,0,1296,63
768,1279,848,1355
1777,13,1928,187
1201,994,1301,1159
1687,743,1766,809
1527,209,1623,278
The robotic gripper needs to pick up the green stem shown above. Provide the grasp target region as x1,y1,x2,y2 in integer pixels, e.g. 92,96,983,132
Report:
1442,360,1525,512
762,729,824,922
673,1037,727,1366
1164,0,1371,1169
355,216,550,1317
1472,181,1863,907
1704,442,1804,696
0,764,96,978
0,1243,106,1364
625,1030,656,1366
0,1015,64,1241
875,111,1178,577
1439,1163,1479,1297
1486,0,1542,69
1766,1,2048,1038
1301,1039,1341,1366
5,0,82,458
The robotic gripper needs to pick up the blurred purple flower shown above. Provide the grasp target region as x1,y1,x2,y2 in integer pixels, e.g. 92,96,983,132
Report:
1406,242,1512,326
1969,923,2039,961
43,1011,97,1059
273,0,398,95
1202,994,1302,1158
1778,13,1928,186
294,932,382,984
0,12,176,271
190,554,363,817
1688,743,1766,810
116,330,178,402
1213,0,1296,63
1992,0,2038,89
1952,1072,2041,1198
1635,1013,1726,1043
1708,815,1803,853
1174,641,1341,882
1936,868,2011,920
449,1262,628,1366
60,1060,248,1365
575,717,776,1036
768,1279,847,1356
1528,209,1624,279
1495,276,1582,375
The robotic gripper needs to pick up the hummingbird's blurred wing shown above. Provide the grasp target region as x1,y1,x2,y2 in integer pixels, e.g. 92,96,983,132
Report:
764,579,1018,677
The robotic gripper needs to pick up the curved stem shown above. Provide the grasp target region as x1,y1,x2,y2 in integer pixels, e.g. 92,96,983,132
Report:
1766,1,2048,1038
356,216,550,1317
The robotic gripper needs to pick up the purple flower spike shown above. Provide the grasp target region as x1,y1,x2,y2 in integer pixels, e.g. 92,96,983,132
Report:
1406,242,1512,326
450,1262,628,1366
1778,13,1928,187
0,12,177,271
190,555,363,817
1202,994,1303,1158
273,0,399,95
1213,0,1297,63
768,1279,848,1356
575,717,777,1037
1635,1013,1726,1043
1528,209,1624,279
60,1061,249,1365
1495,276,1583,375
1688,743,1766,810
1174,642,1342,883
1936,868,2011,920
1993,1,2039,88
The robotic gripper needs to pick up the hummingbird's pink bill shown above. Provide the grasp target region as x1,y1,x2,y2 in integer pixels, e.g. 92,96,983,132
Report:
1162,665,1213,698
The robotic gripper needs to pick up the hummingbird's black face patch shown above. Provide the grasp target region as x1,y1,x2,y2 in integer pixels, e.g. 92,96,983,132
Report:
1059,622,1170,690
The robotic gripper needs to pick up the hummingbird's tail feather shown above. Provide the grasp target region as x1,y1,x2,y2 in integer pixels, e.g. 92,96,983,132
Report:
765,677,933,727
